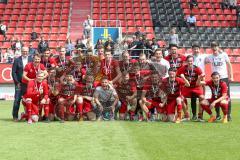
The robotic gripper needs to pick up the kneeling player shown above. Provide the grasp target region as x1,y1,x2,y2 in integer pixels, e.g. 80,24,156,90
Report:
22,71,50,124
161,68,190,123
115,72,137,120
94,77,119,120
75,74,97,121
139,71,165,121
58,74,77,122
199,72,229,123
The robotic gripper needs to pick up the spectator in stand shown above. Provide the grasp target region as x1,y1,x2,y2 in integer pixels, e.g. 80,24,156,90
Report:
28,42,37,57
31,31,38,41
229,0,237,10
135,27,143,38
38,36,49,54
83,15,93,39
14,37,23,56
65,38,75,56
151,38,160,51
189,0,198,9
0,22,7,40
187,14,197,27
94,39,104,49
104,37,115,51
6,48,15,63
168,28,179,46
221,0,230,10
75,39,87,50
129,35,144,59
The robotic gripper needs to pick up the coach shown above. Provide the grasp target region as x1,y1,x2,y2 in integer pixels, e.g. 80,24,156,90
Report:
12,47,33,121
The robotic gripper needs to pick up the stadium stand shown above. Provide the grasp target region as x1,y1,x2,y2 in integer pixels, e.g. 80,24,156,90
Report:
92,0,155,39
150,0,240,50
0,0,70,49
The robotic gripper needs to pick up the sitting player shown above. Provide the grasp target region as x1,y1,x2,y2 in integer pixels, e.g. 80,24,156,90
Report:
115,72,137,120
75,74,97,121
161,68,190,123
199,72,229,123
21,71,50,124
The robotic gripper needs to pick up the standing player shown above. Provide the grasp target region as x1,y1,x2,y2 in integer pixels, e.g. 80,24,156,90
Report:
41,49,57,71
176,55,205,121
164,44,186,70
98,50,122,83
199,72,229,123
190,43,208,120
115,72,137,120
70,61,86,84
118,51,137,73
150,48,170,78
22,71,50,124
22,54,48,84
207,42,233,121
161,68,190,123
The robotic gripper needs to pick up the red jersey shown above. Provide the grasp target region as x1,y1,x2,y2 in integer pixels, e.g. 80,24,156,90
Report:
119,59,137,73
70,68,86,83
164,54,186,69
60,82,78,97
115,81,137,101
143,81,161,100
23,79,49,100
55,56,72,69
100,58,119,80
176,65,202,87
161,77,185,98
41,57,57,70
22,62,46,84
79,82,98,97
206,80,228,99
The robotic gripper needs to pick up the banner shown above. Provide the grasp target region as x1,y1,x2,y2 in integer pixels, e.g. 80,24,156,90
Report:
92,27,121,46
0,63,13,84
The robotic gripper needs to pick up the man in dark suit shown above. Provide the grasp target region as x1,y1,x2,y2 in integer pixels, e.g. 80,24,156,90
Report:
12,47,33,121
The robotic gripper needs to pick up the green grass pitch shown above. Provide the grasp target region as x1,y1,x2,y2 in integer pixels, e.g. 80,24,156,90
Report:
0,100,240,160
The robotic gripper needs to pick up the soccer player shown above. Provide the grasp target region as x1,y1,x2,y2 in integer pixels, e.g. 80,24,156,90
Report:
22,71,50,124
75,74,97,121
22,54,48,84
207,42,233,121
41,48,57,70
199,72,229,123
93,77,119,120
70,61,86,84
115,72,137,120
118,51,137,73
150,48,170,78
161,68,190,123
190,43,208,120
176,55,205,121
164,44,186,70
47,68,60,121
58,74,78,122
139,71,164,121
99,50,122,83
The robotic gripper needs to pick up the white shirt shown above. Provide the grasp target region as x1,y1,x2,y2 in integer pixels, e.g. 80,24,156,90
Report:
187,16,196,23
207,51,230,79
193,53,208,73
22,56,28,68
150,58,170,78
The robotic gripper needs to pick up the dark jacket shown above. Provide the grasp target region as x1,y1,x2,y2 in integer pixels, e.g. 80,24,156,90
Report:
11,56,33,84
